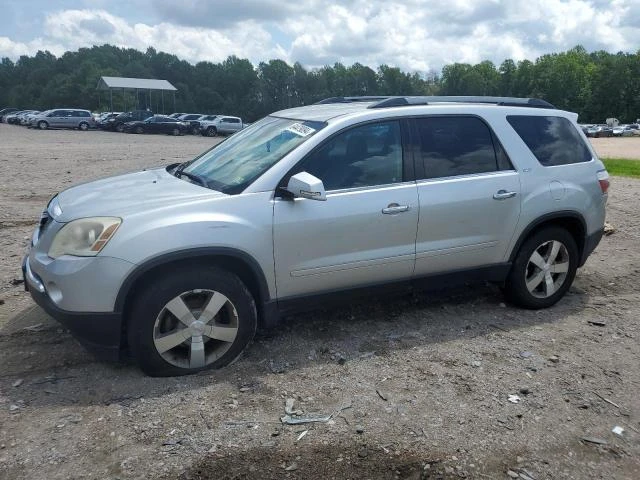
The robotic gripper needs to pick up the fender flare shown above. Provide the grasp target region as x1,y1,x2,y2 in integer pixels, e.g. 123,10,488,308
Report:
113,247,272,313
508,210,587,263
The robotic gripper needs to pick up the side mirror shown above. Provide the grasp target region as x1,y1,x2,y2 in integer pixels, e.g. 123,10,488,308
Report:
285,172,327,201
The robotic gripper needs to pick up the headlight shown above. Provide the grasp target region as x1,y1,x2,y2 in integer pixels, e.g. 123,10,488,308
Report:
48,217,121,258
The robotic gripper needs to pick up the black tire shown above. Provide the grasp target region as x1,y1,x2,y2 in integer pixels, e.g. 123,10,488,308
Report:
191,126,199,135
78,122,89,131
115,123,125,133
206,126,217,137
504,227,578,309
172,128,180,136
127,266,257,376
38,121,48,130
135,126,144,134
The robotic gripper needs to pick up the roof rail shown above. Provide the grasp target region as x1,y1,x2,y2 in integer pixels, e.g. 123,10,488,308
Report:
369,96,555,109
313,95,556,109
314,96,390,105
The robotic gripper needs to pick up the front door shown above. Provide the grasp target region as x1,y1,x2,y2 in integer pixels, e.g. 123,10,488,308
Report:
273,120,419,299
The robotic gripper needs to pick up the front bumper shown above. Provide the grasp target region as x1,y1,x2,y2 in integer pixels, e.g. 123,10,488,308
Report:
22,255,124,361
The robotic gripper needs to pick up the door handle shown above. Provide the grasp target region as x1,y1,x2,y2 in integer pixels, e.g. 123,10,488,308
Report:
382,203,410,214
493,190,517,200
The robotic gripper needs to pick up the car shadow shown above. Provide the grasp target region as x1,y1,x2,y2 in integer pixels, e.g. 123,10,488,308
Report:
0,280,593,409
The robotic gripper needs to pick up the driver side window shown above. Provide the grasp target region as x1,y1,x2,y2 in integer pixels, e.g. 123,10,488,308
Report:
298,121,403,191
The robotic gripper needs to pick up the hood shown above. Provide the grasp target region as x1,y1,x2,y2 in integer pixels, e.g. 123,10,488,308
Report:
55,167,225,222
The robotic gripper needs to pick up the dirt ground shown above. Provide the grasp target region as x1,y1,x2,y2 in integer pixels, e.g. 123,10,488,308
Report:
0,125,638,480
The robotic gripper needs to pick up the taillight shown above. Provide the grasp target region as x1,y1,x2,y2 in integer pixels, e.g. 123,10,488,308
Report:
597,170,609,194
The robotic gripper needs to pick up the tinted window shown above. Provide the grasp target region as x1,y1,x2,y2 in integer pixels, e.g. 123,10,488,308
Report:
507,116,592,166
297,121,403,191
412,116,502,179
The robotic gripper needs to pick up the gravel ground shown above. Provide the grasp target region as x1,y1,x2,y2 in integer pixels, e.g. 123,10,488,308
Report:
0,125,639,479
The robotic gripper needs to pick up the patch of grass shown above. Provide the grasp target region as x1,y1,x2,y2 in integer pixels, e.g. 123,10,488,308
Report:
602,158,640,178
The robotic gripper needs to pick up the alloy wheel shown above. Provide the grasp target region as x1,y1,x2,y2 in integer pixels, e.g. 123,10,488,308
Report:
152,289,239,369
524,240,570,298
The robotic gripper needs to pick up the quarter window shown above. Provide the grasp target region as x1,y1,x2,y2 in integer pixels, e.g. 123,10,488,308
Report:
298,121,403,191
507,115,592,166
412,116,505,179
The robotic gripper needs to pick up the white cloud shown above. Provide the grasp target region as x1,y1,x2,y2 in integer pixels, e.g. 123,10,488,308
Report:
0,1,638,73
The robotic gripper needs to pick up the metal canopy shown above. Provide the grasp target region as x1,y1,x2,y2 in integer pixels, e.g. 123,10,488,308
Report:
97,76,177,91
96,76,177,113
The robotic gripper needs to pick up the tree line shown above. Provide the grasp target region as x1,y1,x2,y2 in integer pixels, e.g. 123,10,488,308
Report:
0,44,638,123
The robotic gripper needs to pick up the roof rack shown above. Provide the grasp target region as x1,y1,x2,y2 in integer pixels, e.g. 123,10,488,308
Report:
314,96,556,109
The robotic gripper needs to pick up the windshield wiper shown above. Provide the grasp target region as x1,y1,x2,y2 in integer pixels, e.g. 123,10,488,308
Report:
174,169,208,187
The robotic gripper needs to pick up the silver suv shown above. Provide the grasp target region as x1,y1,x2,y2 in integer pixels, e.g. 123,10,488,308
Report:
23,96,609,376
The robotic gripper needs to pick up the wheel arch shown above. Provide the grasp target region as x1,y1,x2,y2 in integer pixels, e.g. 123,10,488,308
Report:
115,248,274,333
509,211,587,264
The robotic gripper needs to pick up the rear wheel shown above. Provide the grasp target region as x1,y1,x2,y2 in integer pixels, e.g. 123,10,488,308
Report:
127,266,257,376
172,127,180,136
115,123,125,133
78,122,89,131
206,126,217,137
38,121,48,130
504,227,578,309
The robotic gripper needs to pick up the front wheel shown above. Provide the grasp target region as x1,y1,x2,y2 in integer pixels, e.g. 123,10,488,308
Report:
38,121,48,130
127,266,257,376
135,126,144,134
115,123,125,133
504,227,578,309
206,126,217,137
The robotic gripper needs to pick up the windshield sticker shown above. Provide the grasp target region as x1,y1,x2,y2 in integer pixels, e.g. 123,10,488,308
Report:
285,123,316,137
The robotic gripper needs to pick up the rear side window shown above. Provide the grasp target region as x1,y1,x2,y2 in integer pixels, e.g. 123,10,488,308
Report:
507,116,592,166
411,116,508,179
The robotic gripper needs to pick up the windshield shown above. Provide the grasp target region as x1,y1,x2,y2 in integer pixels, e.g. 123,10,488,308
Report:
183,116,326,194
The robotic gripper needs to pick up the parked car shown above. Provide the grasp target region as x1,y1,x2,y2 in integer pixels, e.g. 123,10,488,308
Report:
0,107,19,122
24,110,46,127
20,110,41,125
612,125,635,137
104,110,154,132
22,95,608,376
586,125,613,137
199,115,244,136
123,115,189,135
32,109,95,130
177,113,206,134
5,110,29,124
96,112,123,129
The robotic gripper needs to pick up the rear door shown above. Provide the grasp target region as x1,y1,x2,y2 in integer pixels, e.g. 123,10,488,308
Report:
273,120,419,299
408,116,521,276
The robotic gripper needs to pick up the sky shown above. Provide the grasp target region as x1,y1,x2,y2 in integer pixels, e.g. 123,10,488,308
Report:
0,0,638,73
